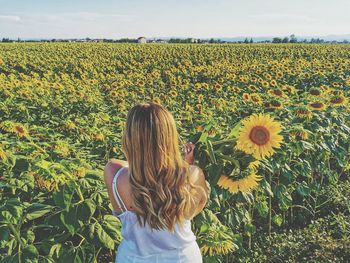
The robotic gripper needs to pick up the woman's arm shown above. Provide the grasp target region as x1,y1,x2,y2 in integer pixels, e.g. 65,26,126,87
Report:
190,168,210,219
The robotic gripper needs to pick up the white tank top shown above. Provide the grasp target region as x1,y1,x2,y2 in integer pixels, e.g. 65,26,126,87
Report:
111,166,198,257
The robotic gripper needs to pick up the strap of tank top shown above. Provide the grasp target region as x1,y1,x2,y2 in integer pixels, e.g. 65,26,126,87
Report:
112,166,128,212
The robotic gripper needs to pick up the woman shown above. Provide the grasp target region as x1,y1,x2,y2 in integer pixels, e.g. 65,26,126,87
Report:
104,101,209,262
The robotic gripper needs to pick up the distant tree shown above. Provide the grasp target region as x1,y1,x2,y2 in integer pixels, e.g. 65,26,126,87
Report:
289,34,297,43
244,38,249,43
282,37,289,43
209,38,215,43
272,37,282,43
250,38,253,43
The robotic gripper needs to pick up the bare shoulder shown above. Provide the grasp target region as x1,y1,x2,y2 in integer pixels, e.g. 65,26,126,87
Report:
103,159,128,185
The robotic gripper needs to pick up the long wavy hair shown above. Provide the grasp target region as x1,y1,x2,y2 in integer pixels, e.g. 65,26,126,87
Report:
121,101,205,232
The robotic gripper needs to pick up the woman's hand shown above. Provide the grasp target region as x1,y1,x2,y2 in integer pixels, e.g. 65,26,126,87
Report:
184,142,195,165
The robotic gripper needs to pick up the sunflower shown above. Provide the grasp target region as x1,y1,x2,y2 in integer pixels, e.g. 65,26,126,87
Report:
308,102,327,111
248,160,261,171
268,88,286,98
199,210,236,256
329,95,347,106
73,167,87,178
202,83,209,90
198,94,204,103
242,93,251,101
269,99,283,109
235,113,284,160
214,83,222,92
309,87,322,96
153,97,161,104
250,93,263,105
293,107,313,119
93,133,105,141
320,85,332,94
217,173,263,193
196,125,204,132
289,127,309,140
30,172,57,191
194,83,202,90
282,85,297,95
232,86,242,93
0,146,7,161
196,104,203,114
261,81,269,88
13,123,29,138
170,90,178,98
270,80,277,87
248,85,257,92
332,82,341,88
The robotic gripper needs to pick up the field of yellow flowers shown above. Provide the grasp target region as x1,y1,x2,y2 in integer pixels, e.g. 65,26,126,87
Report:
0,43,349,262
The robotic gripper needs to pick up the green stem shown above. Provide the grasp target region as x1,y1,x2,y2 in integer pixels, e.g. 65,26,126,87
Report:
268,173,272,237
211,138,236,146
76,187,85,202
8,223,24,247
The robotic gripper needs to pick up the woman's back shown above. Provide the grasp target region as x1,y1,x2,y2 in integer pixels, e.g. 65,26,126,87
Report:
111,166,203,262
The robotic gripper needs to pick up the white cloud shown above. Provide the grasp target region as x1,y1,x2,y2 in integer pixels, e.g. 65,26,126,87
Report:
0,15,21,22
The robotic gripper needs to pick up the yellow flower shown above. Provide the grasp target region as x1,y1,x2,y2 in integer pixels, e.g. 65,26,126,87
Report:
295,110,312,122
329,95,347,106
242,93,251,101
235,113,284,160
13,123,29,138
0,146,7,161
93,133,105,141
73,167,87,178
308,102,327,111
153,97,161,104
170,90,178,97
217,173,263,194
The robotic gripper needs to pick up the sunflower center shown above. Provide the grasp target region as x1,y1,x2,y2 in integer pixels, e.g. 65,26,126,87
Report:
273,90,282,96
310,89,321,95
331,97,344,104
310,102,323,108
249,126,270,145
15,126,25,133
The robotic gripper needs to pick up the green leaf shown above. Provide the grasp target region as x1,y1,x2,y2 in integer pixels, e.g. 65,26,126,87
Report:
12,157,30,175
255,200,269,218
229,121,242,138
207,140,217,164
77,199,96,222
60,205,81,236
21,245,39,263
199,223,209,234
296,181,311,197
207,163,222,186
244,223,256,237
272,214,283,226
53,180,76,211
197,132,208,144
260,179,274,197
26,203,53,221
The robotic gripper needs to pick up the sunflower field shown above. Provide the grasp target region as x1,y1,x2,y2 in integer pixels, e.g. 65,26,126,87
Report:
0,43,350,263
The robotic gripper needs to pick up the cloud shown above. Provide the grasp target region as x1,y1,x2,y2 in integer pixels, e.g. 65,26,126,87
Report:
0,15,21,22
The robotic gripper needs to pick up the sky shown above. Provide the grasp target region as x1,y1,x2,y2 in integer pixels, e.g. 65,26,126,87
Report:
0,0,349,39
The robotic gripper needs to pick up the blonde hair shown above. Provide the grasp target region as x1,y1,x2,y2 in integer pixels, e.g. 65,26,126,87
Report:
121,101,204,232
